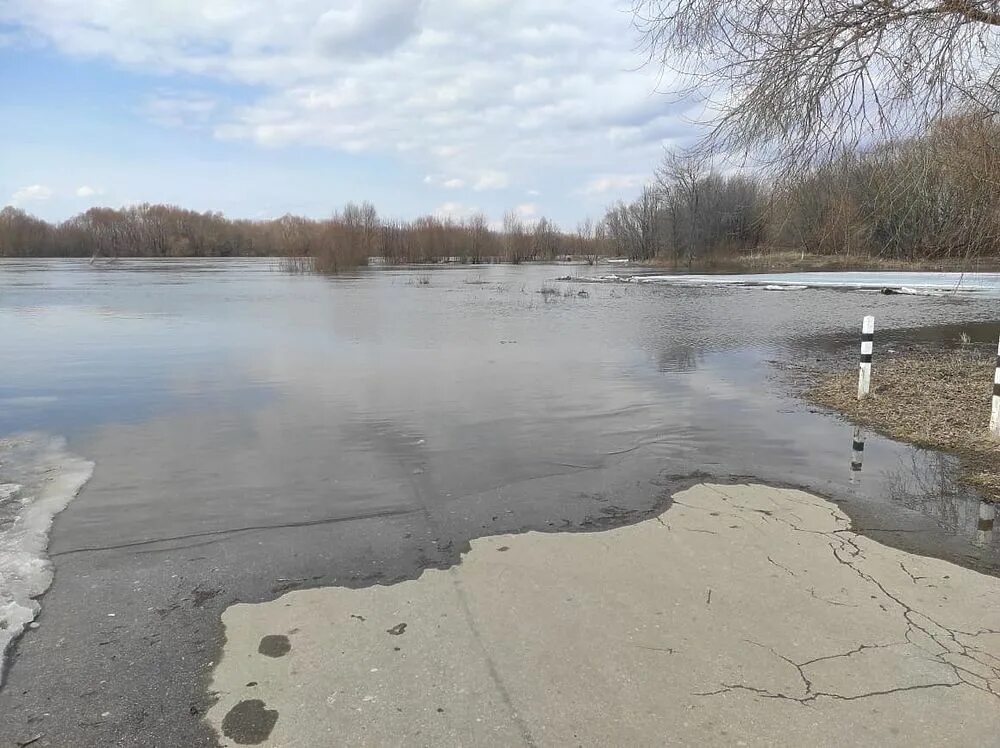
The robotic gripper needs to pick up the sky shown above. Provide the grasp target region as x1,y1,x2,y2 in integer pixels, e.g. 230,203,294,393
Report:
0,1,696,229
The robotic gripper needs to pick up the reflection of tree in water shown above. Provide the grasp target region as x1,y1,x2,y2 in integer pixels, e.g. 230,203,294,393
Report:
882,448,994,548
657,341,703,373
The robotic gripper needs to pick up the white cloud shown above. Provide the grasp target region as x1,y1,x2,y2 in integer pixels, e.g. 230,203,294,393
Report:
10,184,53,204
472,170,509,192
0,1,690,203
434,201,479,220
514,203,537,218
424,174,466,189
579,173,647,195
314,1,422,58
75,185,104,198
145,92,218,128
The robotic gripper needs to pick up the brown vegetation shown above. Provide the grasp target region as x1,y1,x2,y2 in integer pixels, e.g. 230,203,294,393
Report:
7,117,1000,271
0,201,609,271
604,115,1000,267
807,352,1000,499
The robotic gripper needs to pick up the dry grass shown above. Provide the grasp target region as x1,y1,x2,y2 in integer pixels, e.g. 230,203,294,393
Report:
807,352,1000,499
649,250,1000,273
279,256,314,273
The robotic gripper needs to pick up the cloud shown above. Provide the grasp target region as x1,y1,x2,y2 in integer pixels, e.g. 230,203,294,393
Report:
424,174,466,189
579,173,646,195
75,185,104,198
314,0,423,58
434,201,479,220
473,171,509,191
0,1,686,204
10,184,53,204
144,92,218,128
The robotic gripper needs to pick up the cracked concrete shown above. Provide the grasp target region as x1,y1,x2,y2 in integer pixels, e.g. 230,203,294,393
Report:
205,484,1000,746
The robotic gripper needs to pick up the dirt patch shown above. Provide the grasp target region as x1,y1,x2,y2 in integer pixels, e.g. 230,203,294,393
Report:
806,351,1000,499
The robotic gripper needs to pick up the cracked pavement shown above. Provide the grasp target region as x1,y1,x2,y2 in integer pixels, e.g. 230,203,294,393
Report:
205,483,1000,746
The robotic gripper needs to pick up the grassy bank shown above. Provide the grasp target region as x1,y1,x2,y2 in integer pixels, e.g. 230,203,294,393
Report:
806,351,1000,499
652,250,1000,274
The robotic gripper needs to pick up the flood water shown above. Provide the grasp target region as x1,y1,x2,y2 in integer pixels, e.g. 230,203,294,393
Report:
3,258,1000,553
1,258,999,742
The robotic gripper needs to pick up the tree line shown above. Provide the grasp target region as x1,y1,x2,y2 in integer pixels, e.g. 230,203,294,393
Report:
601,115,1000,265
4,115,1000,269
0,201,610,270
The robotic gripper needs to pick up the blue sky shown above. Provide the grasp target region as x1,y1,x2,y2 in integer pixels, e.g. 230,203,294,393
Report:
0,1,694,229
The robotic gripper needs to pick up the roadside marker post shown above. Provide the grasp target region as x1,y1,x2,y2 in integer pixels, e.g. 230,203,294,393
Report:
978,500,995,547
857,316,875,400
850,426,865,486
991,336,1000,437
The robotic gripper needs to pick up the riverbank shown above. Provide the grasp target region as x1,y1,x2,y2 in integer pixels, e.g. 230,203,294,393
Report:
806,350,1000,500
653,250,1000,274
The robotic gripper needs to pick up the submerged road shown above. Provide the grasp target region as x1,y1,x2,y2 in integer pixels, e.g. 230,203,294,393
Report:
3,261,1000,746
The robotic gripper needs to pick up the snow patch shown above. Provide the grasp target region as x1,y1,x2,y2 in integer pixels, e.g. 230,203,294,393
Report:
562,271,1000,296
0,435,93,683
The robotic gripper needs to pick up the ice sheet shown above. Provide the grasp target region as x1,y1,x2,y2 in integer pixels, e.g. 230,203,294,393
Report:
0,435,93,683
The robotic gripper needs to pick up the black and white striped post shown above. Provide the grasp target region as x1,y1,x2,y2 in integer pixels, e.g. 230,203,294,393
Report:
851,427,864,472
977,500,995,547
991,336,1000,437
850,426,865,485
858,315,875,400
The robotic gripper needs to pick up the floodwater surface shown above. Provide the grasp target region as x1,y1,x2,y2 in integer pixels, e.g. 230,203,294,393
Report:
1,258,998,745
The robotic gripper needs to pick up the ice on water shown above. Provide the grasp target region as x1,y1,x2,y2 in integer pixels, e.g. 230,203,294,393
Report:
575,271,1000,296
0,435,93,682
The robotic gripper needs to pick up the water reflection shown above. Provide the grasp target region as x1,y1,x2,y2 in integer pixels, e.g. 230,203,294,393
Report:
2,259,999,568
807,320,1000,356
850,427,865,484
979,501,996,548
881,447,997,549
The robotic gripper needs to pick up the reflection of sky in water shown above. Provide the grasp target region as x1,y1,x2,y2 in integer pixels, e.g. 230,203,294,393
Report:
2,258,998,558
0,302,275,434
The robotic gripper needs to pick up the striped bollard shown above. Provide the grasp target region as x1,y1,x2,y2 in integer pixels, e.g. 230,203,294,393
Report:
857,315,875,400
850,427,865,483
991,336,1000,437
977,500,995,547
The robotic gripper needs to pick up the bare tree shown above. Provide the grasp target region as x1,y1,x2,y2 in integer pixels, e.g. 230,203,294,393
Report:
656,150,706,263
502,210,531,263
604,185,664,260
465,213,492,264
575,217,602,263
633,0,1000,166
532,217,561,260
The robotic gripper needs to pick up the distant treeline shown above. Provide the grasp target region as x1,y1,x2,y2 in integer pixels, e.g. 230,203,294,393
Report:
602,114,1000,264
0,202,606,271
4,115,999,270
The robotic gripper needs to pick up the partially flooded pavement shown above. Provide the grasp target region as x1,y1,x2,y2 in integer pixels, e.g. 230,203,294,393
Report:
205,483,1000,747
2,260,1000,746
